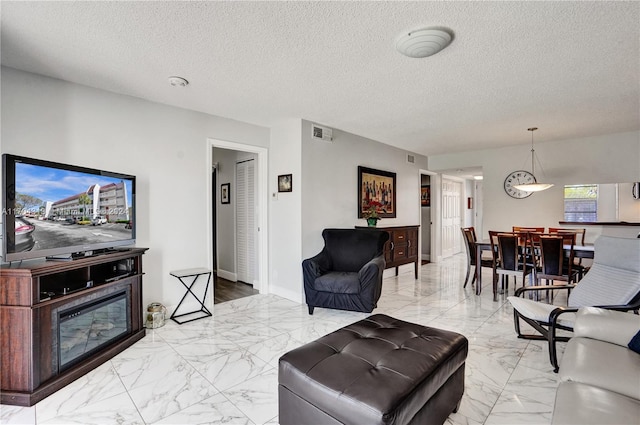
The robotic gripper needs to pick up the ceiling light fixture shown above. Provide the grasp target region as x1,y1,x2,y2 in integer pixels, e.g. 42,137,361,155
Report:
513,127,554,192
168,76,189,87
395,27,453,58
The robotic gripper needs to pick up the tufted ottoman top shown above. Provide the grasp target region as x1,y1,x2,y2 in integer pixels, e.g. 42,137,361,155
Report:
279,314,468,425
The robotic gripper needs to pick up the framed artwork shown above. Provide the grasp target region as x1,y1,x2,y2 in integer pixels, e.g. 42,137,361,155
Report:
278,174,292,192
221,183,230,204
421,185,431,207
358,166,396,218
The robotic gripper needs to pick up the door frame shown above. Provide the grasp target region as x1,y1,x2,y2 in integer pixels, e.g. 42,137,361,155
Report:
441,174,465,259
206,138,269,294
419,169,441,263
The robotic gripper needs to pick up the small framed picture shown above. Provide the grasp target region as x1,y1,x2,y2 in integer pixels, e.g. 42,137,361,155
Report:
221,183,230,204
421,185,430,207
278,174,292,192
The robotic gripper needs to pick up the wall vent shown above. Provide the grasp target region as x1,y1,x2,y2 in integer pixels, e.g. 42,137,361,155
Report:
312,124,333,142
406,154,416,164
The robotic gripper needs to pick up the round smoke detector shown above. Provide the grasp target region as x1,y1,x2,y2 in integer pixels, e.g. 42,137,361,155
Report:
395,28,453,58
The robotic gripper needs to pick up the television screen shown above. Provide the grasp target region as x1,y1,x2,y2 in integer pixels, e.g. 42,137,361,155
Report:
2,154,136,262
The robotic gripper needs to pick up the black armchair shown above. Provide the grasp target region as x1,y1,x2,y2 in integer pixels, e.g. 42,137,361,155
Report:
302,228,389,315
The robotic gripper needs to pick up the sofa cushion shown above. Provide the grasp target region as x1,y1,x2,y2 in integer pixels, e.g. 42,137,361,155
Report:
552,381,640,425
559,336,640,400
573,307,640,347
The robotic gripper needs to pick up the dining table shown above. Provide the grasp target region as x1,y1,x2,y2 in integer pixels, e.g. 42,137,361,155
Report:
474,240,595,299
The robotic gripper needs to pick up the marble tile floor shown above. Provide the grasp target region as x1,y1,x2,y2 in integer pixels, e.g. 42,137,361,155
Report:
1,254,570,425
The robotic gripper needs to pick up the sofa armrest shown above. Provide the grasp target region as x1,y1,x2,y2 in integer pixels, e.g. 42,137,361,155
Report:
573,307,640,347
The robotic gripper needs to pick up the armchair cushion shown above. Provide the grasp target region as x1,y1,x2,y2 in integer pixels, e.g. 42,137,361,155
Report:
568,263,640,307
315,272,360,294
506,296,576,327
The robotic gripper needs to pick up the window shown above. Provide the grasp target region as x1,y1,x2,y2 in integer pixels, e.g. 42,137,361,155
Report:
564,185,598,222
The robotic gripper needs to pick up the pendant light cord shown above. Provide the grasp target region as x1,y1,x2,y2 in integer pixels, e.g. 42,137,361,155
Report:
528,127,538,176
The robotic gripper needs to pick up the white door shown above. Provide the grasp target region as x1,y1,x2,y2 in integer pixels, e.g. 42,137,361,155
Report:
236,159,256,285
475,181,484,239
441,179,462,258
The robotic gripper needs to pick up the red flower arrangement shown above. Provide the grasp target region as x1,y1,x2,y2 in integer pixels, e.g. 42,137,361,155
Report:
363,200,382,220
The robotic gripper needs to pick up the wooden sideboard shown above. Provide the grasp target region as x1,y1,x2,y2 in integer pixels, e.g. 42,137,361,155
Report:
357,225,420,279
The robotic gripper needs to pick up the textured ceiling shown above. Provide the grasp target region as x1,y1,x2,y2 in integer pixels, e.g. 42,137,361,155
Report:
1,1,639,156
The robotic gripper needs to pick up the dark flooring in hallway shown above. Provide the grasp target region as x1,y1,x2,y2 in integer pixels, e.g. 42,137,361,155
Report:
214,276,259,303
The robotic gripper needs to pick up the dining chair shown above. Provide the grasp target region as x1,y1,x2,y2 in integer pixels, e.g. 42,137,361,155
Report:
548,227,586,246
530,233,579,301
548,227,588,279
461,227,493,288
489,231,534,298
513,226,545,233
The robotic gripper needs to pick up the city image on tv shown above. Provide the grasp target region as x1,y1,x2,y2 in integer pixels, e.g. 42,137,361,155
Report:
8,161,135,256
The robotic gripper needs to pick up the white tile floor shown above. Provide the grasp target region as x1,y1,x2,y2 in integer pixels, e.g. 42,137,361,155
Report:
0,254,567,425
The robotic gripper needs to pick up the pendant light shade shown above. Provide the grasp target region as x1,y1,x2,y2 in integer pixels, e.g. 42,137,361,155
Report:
512,127,554,192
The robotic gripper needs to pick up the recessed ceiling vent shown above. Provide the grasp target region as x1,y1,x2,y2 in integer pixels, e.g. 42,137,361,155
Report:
312,124,333,142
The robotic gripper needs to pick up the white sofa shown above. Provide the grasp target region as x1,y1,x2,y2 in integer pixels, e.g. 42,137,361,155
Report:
552,307,640,425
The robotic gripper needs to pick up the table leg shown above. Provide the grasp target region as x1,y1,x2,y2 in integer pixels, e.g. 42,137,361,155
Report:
475,245,482,296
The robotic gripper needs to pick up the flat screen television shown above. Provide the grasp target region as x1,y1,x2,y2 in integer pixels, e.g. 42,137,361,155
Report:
2,154,136,262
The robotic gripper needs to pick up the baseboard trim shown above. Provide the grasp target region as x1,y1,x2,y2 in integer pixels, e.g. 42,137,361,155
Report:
270,285,303,304
217,269,237,282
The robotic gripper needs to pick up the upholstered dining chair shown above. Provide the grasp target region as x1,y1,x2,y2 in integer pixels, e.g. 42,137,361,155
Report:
508,235,640,372
548,227,588,279
531,232,578,286
461,227,493,288
302,228,389,315
489,231,534,297
512,226,545,233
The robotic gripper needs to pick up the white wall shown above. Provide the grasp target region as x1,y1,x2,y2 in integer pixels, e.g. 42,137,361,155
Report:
301,119,428,264
429,131,640,241
268,119,303,301
1,67,270,312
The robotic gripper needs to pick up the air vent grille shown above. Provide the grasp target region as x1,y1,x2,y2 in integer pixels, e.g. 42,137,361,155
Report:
312,124,333,142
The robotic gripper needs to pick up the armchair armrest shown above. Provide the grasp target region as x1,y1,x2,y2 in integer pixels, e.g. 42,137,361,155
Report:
573,307,640,347
358,254,385,286
302,250,332,280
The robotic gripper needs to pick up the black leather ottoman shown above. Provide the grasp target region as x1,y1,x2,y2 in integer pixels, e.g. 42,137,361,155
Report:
278,314,468,425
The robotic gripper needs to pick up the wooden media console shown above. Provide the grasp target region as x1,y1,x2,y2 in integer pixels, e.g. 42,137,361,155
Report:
0,248,148,406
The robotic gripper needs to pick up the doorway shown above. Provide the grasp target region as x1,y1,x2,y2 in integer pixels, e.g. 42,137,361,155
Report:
420,173,432,263
441,177,462,258
208,139,268,303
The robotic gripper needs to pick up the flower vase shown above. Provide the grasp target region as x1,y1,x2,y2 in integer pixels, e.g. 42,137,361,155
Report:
367,218,378,227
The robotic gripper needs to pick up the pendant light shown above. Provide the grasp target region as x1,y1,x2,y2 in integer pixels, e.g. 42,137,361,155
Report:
513,127,554,192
